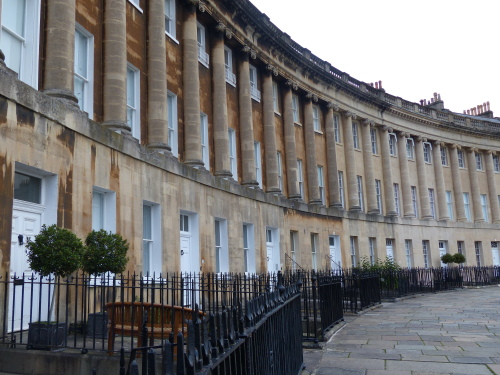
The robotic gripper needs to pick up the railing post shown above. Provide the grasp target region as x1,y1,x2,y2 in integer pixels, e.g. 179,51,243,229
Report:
162,340,174,375
119,347,126,375
130,360,139,375
148,348,156,375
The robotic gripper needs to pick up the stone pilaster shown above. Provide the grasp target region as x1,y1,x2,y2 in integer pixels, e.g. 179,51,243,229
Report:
467,148,484,223
361,120,379,214
43,0,78,104
303,94,321,204
432,141,449,220
397,132,414,217
147,0,170,152
182,3,203,166
342,112,361,211
211,25,231,177
449,144,467,221
239,48,258,186
325,103,342,207
263,70,280,192
283,83,301,199
415,137,433,219
485,151,500,223
379,126,397,216
102,0,129,133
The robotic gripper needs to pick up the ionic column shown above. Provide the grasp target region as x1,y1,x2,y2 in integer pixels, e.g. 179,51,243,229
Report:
182,3,203,166
360,120,378,214
485,150,500,223
342,112,361,211
211,24,231,177
263,67,280,193
283,82,301,199
102,0,128,133
449,144,467,221
379,126,397,216
397,132,414,217
43,0,78,104
325,103,341,207
239,46,258,186
303,94,321,204
467,148,484,223
415,137,433,219
147,0,170,152
432,141,449,220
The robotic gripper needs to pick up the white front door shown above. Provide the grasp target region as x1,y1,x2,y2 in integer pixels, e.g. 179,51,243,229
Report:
492,242,500,266
439,241,447,267
10,207,50,331
266,228,277,272
386,239,394,260
180,235,191,274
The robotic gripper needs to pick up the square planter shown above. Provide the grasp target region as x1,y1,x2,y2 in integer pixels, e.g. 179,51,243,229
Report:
87,312,108,339
27,322,67,350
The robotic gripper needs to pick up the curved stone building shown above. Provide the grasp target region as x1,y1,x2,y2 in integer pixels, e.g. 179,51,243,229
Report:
1,0,499,277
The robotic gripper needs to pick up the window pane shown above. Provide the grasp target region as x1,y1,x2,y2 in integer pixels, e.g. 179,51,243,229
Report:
143,205,152,239
92,191,104,230
3,0,26,36
14,172,41,204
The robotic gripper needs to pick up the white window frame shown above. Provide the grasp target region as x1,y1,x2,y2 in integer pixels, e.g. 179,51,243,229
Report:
333,114,341,143
422,240,429,269
167,91,178,157
74,25,94,119
440,147,448,166
214,218,228,273
481,194,488,222
352,122,359,149
370,128,377,154
446,191,453,220
457,149,465,168
369,238,376,266
389,133,397,156
338,171,345,208
277,152,283,192
317,166,324,205
494,155,500,172
128,0,143,12
411,186,418,217
475,241,482,267
357,175,364,211
312,105,320,132
405,240,412,268
291,231,299,270
254,141,262,187
200,112,209,167
311,233,318,271
197,22,209,68
375,179,382,214
127,63,141,140
406,138,414,159
224,46,236,87
92,187,116,233
394,183,400,216
1,0,41,88
423,142,432,163
164,0,177,40
143,202,161,275
457,241,464,255
350,237,357,267
249,64,260,101
243,223,255,273
272,81,280,114
297,160,304,199
463,192,471,222
429,188,436,219
292,94,300,124
228,128,237,178
476,153,483,171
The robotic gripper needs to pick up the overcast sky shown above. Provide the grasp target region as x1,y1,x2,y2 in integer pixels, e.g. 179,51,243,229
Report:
249,0,499,116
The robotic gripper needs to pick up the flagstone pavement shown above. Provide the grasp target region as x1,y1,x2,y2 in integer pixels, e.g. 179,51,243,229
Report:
302,286,500,375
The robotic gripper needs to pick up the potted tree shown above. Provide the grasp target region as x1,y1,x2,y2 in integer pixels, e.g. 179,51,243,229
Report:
25,224,84,350
82,230,129,338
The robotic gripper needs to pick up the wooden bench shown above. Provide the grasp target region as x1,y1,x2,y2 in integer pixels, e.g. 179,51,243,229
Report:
105,302,203,354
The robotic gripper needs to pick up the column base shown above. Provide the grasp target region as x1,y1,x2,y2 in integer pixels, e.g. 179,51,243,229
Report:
289,194,303,201
147,142,171,154
403,214,416,218
386,211,398,216
474,219,485,223
330,202,344,209
184,159,205,168
43,88,79,107
349,206,362,212
438,216,450,221
368,209,382,215
266,187,282,194
309,199,323,205
242,180,259,187
421,215,434,220
214,170,233,178
101,120,131,134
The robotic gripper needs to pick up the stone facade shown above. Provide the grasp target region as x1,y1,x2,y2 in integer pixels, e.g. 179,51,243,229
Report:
1,0,500,279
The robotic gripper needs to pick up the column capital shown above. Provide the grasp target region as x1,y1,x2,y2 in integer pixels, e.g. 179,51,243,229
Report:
362,119,375,127
433,140,444,147
485,149,496,155
416,136,427,142
397,130,409,138
241,45,256,59
327,101,339,111
266,64,279,76
344,111,357,119
378,125,390,132
450,143,461,150
185,0,207,12
215,22,233,39
305,92,318,102
285,79,298,90
467,147,478,153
